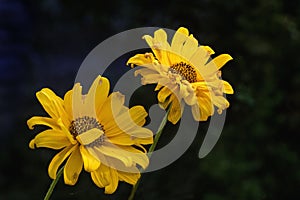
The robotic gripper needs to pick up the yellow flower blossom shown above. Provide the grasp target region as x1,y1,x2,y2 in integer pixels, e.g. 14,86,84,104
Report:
28,76,153,194
127,27,234,124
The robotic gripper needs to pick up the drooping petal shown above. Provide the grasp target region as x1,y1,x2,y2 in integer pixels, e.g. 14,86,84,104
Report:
27,116,59,130
48,145,77,179
127,53,156,68
129,105,148,126
118,166,140,185
64,146,83,185
96,145,134,167
80,145,100,172
91,164,109,188
168,94,183,124
29,129,70,149
157,86,173,103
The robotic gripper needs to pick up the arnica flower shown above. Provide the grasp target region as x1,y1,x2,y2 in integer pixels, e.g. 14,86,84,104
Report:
127,27,234,124
28,76,153,194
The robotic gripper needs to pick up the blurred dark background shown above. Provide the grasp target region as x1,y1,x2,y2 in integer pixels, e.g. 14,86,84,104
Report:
1,0,299,199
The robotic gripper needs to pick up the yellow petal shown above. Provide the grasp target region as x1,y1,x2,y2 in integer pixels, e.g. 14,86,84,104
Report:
97,145,134,167
168,95,183,124
30,129,70,149
48,145,77,179
72,83,83,119
80,145,101,172
181,34,199,60
103,167,119,194
91,164,109,188
157,86,172,103
83,76,101,118
129,105,148,126
201,45,215,55
91,163,119,194
222,80,234,94
118,167,140,185
204,54,233,76
171,27,189,55
64,146,83,185
127,53,156,68
95,76,110,113
64,90,73,121
36,88,64,119
189,46,211,71
27,116,59,130
98,92,125,125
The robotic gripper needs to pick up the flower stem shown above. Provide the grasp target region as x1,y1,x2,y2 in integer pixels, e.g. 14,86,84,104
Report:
44,166,64,200
128,106,170,200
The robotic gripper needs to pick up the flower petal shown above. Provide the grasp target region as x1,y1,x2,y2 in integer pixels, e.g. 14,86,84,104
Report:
36,88,65,120
127,53,156,68
222,80,234,94
98,92,125,125
80,145,101,172
168,94,183,124
95,76,110,112
27,116,59,130
118,167,140,185
181,34,199,60
29,129,70,149
64,146,83,185
171,27,189,55
72,83,83,119
48,145,77,179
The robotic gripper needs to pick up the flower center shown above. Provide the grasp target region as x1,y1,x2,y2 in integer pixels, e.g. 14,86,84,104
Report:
69,116,105,146
169,62,198,83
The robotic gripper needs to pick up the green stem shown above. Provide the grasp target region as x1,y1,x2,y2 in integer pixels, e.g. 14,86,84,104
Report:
128,106,171,200
44,166,64,200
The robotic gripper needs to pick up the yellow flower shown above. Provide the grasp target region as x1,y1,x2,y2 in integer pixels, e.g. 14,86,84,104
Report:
127,27,234,124
28,76,153,194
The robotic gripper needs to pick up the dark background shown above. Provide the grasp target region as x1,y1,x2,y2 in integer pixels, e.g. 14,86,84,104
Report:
1,0,300,199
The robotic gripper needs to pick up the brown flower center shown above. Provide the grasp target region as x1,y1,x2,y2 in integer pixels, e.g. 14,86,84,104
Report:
169,62,198,83
69,116,104,147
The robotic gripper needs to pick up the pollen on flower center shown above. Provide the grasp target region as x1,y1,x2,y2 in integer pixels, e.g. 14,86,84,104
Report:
169,62,198,83
69,116,105,146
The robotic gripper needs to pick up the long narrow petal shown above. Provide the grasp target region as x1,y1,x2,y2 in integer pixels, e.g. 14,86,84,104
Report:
95,76,110,113
181,34,199,60
171,27,189,55
36,88,64,119
29,129,70,149
48,145,77,179
91,164,109,188
64,146,83,185
127,53,156,68
64,90,73,122
118,168,140,185
83,76,101,118
72,83,83,119
80,145,101,172
168,95,183,124
98,92,125,125
103,167,119,194
27,116,59,130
